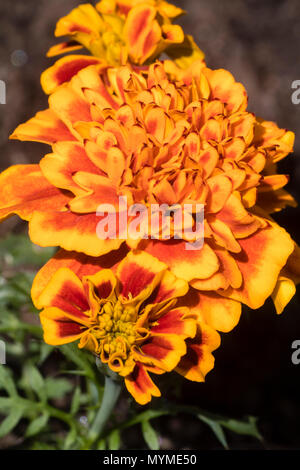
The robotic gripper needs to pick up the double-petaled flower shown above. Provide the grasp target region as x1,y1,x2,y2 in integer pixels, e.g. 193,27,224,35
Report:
1,59,299,333
41,0,204,94
2,59,298,332
34,251,220,404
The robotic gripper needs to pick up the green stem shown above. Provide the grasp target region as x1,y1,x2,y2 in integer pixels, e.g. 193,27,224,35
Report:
87,375,122,445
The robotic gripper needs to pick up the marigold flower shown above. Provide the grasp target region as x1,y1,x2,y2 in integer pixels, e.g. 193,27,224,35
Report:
35,251,220,404
41,0,204,94
2,61,299,331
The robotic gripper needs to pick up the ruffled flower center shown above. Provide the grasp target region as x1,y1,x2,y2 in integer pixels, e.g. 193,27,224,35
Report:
94,300,137,353
83,297,148,374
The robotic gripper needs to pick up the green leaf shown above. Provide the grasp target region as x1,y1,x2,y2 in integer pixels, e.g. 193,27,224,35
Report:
219,416,262,441
198,414,228,449
0,397,13,410
45,377,73,400
0,285,27,309
142,420,160,450
30,442,56,450
63,427,78,450
24,363,47,403
38,344,54,365
0,366,17,396
0,407,24,438
26,413,49,438
123,409,169,429
108,429,121,450
60,344,96,380
0,235,55,268
70,386,81,415
97,439,106,450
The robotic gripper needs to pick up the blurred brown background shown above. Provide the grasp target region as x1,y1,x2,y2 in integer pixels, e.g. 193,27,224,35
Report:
0,0,300,449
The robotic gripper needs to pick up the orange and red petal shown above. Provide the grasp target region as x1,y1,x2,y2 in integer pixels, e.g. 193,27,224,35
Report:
41,55,105,94
55,3,103,37
191,244,242,291
272,276,296,315
10,109,76,145
257,188,297,214
206,174,233,213
179,288,241,333
0,165,70,222
216,193,261,239
150,307,197,339
176,322,221,382
40,142,102,195
84,269,117,301
144,239,219,282
137,333,187,372
221,223,295,309
69,172,120,213
124,5,161,63
47,41,83,58
125,362,161,405
40,307,87,346
203,68,247,113
283,243,300,285
37,267,91,322
49,85,92,127
29,210,123,257
32,246,128,309
147,269,188,306
117,251,167,302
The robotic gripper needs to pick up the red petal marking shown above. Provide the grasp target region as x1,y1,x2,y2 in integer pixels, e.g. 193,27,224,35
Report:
125,362,161,404
58,320,84,338
0,165,70,222
180,343,203,368
40,142,103,195
117,2,131,15
10,109,76,144
54,57,101,87
47,41,83,57
120,262,156,298
128,7,153,45
176,328,205,373
142,26,159,57
32,246,129,309
50,279,90,314
49,87,92,125
150,309,195,337
141,335,174,361
67,23,92,34
220,224,295,308
96,281,114,299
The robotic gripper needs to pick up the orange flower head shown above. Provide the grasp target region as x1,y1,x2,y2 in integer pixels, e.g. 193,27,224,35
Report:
2,60,299,326
41,0,204,94
37,251,220,404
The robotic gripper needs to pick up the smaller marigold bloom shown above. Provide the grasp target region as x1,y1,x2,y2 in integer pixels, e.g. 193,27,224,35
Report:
41,0,204,93
37,251,220,404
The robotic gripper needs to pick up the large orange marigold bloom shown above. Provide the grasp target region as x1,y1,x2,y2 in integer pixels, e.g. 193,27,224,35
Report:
34,250,220,404
41,0,204,94
2,61,299,331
